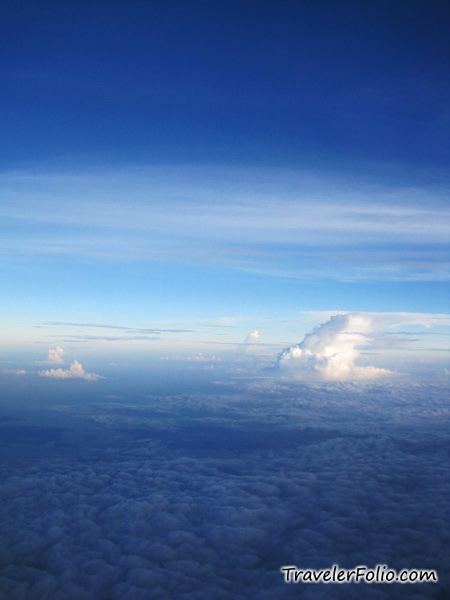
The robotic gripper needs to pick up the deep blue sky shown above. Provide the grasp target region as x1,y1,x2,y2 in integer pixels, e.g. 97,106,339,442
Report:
1,0,449,378
2,0,449,170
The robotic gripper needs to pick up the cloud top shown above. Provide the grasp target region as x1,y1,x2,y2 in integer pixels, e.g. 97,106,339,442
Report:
47,345,65,364
34,345,66,366
244,330,260,344
39,360,103,381
239,329,263,355
278,313,391,381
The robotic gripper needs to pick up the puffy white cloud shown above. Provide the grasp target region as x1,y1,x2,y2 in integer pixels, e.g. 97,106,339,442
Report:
1,369,27,375
240,330,263,355
48,345,65,364
278,313,392,381
39,360,103,381
244,330,260,344
35,345,66,366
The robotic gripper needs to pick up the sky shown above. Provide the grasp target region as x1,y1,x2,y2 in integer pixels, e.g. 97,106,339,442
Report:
1,0,449,382
1,2,450,598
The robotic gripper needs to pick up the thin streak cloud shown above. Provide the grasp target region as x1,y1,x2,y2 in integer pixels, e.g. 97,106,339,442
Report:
56,335,160,342
42,322,195,334
1,169,448,243
1,167,448,285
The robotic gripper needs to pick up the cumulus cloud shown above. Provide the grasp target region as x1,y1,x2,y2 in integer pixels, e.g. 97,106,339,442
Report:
48,345,65,364
39,360,103,381
278,313,391,381
239,330,262,355
35,345,65,365
244,330,260,345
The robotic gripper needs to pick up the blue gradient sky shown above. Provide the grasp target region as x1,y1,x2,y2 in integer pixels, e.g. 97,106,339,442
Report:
1,0,449,377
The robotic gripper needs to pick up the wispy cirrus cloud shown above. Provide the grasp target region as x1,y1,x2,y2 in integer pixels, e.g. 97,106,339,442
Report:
58,335,160,342
1,167,448,240
1,167,448,283
37,322,195,344
42,322,194,334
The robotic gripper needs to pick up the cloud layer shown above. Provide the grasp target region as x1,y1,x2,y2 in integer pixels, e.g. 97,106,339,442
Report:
0,381,448,598
278,313,391,381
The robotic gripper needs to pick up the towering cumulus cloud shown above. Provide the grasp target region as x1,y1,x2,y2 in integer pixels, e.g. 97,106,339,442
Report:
34,345,66,365
47,345,65,364
278,313,391,381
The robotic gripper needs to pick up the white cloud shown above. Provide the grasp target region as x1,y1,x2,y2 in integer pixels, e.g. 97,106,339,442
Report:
278,313,392,381
2,369,27,376
35,345,65,365
39,360,103,381
310,310,450,326
1,168,448,244
48,345,65,364
244,330,260,344
1,167,448,283
240,330,262,354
